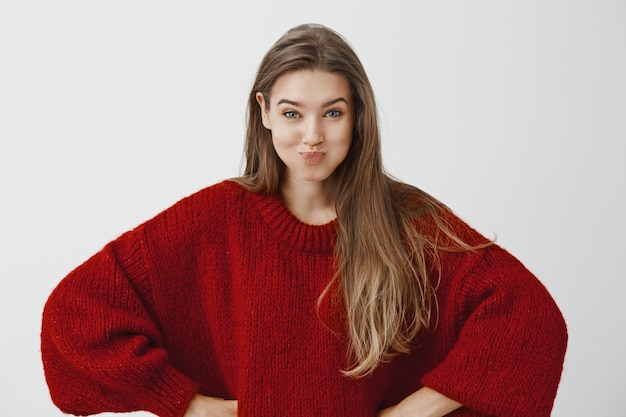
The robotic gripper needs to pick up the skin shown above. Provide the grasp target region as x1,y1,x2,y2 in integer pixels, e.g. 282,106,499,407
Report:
377,386,462,417
182,70,463,417
183,394,237,417
257,69,354,225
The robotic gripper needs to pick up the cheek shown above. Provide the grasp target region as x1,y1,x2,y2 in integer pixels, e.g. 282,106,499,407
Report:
270,123,299,145
269,129,295,159
332,134,352,164
339,123,354,148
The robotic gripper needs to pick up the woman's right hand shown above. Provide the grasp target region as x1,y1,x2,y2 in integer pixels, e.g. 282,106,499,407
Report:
183,394,238,417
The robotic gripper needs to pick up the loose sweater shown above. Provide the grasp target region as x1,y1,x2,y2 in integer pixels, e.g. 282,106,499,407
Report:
41,180,567,417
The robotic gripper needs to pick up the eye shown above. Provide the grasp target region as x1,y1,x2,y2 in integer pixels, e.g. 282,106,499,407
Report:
283,111,299,119
326,109,342,118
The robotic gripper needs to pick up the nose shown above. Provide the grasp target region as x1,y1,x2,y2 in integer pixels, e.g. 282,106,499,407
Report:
302,118,324,147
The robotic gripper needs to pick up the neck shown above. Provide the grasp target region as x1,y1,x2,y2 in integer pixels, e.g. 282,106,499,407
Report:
280,177,336,225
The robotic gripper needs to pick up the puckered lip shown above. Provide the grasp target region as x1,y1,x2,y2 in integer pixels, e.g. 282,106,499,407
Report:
299,151,326,164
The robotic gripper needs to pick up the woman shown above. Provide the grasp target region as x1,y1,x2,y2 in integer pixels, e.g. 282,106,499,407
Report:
41,24,567,417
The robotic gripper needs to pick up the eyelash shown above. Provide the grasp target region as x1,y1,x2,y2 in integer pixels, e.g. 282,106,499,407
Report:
282,110,343,119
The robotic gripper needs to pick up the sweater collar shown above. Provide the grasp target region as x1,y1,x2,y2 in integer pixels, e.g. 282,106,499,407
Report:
249,189,337,255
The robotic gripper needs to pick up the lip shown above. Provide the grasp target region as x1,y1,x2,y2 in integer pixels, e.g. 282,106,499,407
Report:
300,152,325,164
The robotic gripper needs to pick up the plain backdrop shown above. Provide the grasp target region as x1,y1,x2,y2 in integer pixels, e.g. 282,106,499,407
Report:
1,1,625,416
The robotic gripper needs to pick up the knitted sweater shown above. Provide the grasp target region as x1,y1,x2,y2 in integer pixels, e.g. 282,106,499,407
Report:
41,180,567,417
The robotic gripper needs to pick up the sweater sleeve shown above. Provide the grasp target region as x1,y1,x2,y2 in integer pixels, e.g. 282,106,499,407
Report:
421,245,568,417
41,227,198,417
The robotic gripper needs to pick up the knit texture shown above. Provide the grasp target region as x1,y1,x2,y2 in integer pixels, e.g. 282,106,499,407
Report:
41,180,567,417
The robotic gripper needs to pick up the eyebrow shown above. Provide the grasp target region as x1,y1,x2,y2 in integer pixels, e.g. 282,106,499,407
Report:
276,97,349,107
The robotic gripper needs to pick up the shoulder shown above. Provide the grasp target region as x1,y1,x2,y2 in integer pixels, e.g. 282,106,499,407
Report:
174,179,248,209
124,180,253,246
395,182,490,248
399,185,555,302
149,180,248,223
437,229,565,333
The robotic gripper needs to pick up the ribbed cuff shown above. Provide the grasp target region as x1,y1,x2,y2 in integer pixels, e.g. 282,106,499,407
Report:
141,367,199,417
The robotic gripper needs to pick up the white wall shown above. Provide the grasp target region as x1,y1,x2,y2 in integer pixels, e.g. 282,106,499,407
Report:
1,1,624,415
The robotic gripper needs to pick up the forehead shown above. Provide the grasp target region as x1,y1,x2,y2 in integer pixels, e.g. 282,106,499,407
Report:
270,70,351,104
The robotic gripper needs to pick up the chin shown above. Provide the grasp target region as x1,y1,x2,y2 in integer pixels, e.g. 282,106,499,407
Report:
294,170,335,183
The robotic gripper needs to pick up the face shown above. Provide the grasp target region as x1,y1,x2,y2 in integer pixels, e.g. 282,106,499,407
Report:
257,70,354,186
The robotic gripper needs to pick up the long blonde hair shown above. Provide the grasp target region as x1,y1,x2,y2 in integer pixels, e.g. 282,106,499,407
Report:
236,24,471,377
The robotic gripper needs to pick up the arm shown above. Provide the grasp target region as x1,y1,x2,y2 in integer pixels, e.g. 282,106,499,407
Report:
419,245,568,416
378,387,462,417
41,229,198,417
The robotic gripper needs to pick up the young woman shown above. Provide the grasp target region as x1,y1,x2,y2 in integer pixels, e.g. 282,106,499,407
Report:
41,24,567,417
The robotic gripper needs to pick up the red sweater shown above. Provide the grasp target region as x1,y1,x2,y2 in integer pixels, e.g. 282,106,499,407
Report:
41,181,567,417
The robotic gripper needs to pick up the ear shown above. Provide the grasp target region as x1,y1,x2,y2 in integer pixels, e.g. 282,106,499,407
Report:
256,92,272,130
